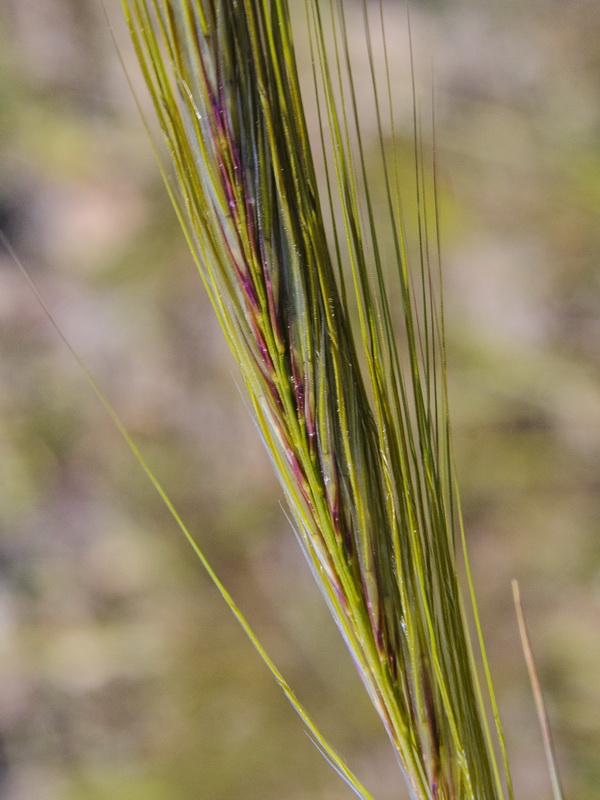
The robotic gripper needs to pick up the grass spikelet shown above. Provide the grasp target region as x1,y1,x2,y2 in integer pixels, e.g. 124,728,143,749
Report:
121,1,514,797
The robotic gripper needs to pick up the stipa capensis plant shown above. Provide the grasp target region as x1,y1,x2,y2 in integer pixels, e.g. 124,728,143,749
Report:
117,1,549,798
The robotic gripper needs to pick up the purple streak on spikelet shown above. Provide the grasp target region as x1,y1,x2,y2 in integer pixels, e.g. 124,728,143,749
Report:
284,444,312,507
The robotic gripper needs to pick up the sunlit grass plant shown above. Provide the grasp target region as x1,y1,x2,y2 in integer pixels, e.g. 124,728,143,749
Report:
120,1,517,797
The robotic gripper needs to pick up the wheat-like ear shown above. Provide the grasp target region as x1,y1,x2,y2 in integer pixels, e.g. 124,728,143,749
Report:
122,1,514,798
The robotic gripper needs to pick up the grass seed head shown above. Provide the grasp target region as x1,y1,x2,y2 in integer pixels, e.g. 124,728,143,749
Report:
122,1,514,798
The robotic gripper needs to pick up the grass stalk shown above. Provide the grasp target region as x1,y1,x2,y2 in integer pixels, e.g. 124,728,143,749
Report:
121,1,515,797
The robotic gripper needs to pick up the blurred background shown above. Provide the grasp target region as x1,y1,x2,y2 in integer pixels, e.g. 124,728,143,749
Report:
1,0,599,798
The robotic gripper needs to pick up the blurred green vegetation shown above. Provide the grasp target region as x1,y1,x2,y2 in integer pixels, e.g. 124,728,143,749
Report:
1,1,599,798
